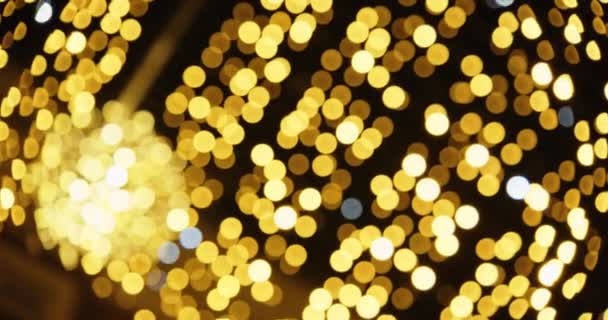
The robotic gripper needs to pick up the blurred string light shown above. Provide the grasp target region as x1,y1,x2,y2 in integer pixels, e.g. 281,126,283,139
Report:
34,0,53,24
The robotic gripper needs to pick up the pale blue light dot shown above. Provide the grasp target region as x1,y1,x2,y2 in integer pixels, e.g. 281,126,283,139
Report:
558,106,575,127
506,176,530,200
158,241,180,264
341,198,363,220
179,227,203,249
496,0,514,7
487,0,513,8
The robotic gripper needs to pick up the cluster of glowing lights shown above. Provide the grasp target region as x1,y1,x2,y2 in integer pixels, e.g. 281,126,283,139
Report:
0,0,607,319
29,102,199,273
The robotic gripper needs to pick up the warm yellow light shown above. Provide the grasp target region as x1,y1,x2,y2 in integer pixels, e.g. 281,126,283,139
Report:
401,153,426,177
521,18,542,39
450,295,473,318
413,24,437,48
0,188,15,209
336,120,360,144
425,112,449,136
247,259,271,282
465,144,490,168
475,263,498,286
66,31,87,54
352,50,375,73
530,288,551,310
524,183,550,211
166,208,189,232
431,216,455,237
415,178,440,202
531,62,553,87
299,188,322,211
411,266,436,291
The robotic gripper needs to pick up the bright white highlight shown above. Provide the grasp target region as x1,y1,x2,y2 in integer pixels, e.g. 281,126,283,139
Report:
35,1,53,24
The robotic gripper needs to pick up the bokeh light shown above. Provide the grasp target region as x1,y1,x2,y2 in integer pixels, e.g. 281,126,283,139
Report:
1,1,607,319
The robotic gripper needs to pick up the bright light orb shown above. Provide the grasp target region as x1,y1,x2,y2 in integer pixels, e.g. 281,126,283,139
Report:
34,1,53,24
28,102,194,270
506,176,530,200
465,144,490,168
370,237,395,261
415,178,441,202
411,266,436,291
179,227,203,249
274,206,298,230
425,113,449,136
248,259,272,282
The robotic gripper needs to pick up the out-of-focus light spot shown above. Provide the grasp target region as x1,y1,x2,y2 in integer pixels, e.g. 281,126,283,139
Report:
249,259,272,282
538,259,564,287
158,241,180,264
166,208,189,232
553,74,574,101
496,0,514,7
450,295,474,318
35,0,53,24
524,183,550,211
521,18,542,40
274,205,297,230
558,106,575,127
415,178,441,202
341,197,363,220
454,205,479,230
179,227,203,249
531,62,553,86
146,269,166,291
105,165,128,187
0,188,15,209
336,120,360,144
401,153,426,177
506,176,530,200
68,179,90,202
411,266,436,291
370,237,394,261
486,0,514,9
425,113,449,136
101,123,123,145
465,144,490,168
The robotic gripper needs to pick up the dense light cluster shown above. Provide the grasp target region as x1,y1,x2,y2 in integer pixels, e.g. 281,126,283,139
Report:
28,101,195,272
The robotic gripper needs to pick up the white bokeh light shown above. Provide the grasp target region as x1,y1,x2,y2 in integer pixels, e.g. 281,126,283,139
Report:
34,1,53,24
